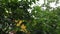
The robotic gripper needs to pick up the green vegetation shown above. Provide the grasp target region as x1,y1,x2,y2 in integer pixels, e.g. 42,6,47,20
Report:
0,0,60,34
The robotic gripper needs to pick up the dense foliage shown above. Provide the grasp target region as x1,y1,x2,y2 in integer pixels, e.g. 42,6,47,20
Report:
0,0,60,34
26,6,60,34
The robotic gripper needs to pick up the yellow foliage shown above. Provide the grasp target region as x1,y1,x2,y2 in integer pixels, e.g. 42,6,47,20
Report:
21,24,26,29
20,24,27,33
16,20,23,26
15,20,28,33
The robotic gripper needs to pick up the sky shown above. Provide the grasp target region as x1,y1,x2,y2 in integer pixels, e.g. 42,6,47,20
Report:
37,0,60,8
18,0,60,8
18,0,60,13
31,0,60,8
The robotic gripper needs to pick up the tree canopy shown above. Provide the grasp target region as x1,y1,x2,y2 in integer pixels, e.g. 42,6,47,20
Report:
0,0,60,34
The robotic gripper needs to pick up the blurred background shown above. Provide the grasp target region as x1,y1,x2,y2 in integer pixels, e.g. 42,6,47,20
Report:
0,0,60,34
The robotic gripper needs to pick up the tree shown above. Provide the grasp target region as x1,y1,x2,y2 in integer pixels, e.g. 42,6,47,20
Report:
0,0,60,34
26,0,60,34
27,6,59,34
0,0,38,34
